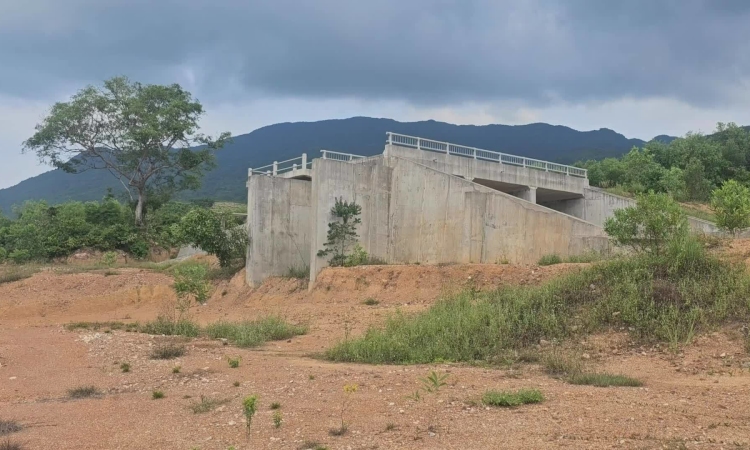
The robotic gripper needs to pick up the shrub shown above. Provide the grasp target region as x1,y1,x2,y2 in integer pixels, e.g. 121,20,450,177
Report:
152,390,165,399
362,298,379,306
67,386,101,399
604,192,688,255
120,362,131,373
102,251,117,267
150,343,186,360
178,208,247,267
273,410,283,428
205,317,307,348
538,254,562,266
712,180,750,235
0,440,22,450
227,357,241,368
270,402,281,410
172,263,211,306
243,395,258,431
482,389,544,407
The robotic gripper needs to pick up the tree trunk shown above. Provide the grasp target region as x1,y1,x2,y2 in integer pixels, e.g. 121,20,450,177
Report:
135,189,146,227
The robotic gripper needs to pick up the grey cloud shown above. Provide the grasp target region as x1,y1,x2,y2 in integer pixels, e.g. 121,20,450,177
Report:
2,0,750,107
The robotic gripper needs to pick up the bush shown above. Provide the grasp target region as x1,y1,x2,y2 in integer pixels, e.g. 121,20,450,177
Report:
172,263,211,306
537,254,562,266
482,389,544,407
177,208,247,267
604,192,688,255
140,317,200,337
325,240,750,364
712,180,750,235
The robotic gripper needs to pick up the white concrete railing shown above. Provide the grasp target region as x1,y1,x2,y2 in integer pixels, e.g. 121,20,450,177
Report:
386,132,588,178
249,154,312,176
248,150,368,177
321,150,366,162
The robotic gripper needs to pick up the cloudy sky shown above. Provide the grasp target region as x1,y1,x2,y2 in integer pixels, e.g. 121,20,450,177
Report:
2,0,750,189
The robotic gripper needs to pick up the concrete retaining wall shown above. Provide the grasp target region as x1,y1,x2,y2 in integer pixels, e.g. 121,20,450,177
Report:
308,155,609,282
541,187,724,234
246,175,312,287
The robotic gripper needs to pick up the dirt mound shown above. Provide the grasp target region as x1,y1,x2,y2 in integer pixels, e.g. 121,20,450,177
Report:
0,269,175,325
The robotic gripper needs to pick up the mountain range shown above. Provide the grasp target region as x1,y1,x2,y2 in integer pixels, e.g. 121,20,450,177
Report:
0,117,662,214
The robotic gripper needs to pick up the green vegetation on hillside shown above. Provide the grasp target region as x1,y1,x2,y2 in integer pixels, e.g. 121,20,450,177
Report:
0,196,245,264
579,122,750,202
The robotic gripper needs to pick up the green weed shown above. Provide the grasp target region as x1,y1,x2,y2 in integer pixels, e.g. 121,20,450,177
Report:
567,372,643,387
120,362,131,373
205,317,307,348
284,265,310,280
538,254,562,266
227,357,240,368
152,390,165,399
273,410,283,428
362,298,379,306
140,317,200,337
270,402,281,410
325,246,750,364
482,389,544,407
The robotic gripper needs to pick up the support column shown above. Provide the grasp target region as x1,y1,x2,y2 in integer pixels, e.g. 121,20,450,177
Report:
513,186,537,203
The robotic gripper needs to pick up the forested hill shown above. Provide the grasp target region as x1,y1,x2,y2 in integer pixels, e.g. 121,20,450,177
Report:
0,117,651,214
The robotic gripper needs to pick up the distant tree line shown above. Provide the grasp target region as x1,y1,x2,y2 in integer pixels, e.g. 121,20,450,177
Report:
577,123,750,202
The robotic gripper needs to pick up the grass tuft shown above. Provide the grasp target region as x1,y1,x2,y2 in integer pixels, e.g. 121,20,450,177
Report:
0,420,22,436
362,298,379,306
538,254,563,266
120,362,131,373
205,317,307,348
567,372,643,387
140,317,200,337
284,265,310,280
189,395,229,414
152,390,165,399
67,386,101,399
328,424,348,436
482,389,544,407
0,439,22,450
270,402,281,410
150,343,186,360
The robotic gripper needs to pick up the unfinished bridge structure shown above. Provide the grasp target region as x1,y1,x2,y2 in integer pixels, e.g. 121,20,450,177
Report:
245,132,720,286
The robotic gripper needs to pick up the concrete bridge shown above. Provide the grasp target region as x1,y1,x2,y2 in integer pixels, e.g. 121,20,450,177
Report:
245,132,721,287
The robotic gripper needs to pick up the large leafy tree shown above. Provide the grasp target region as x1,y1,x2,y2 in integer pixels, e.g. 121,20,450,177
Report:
23,76,231,226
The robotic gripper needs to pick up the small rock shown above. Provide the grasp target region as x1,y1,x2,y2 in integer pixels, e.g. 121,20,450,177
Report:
228,421,236,426
399,409,405,414
720,353,727,358
582,353,590,360
539,339,550,346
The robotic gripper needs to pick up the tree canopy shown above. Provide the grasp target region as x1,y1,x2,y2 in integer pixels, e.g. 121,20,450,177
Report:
577,123,750,202
23,76,231,226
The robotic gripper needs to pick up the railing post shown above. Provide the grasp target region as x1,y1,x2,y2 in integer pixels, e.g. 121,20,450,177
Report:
566,166,569,176
272,161,278,176
473,147,477,159
417,138,421,150
292,163,297,172
248,168,253,178
302,153,307,168
387,132,392,145
545,163,548,172
322,150,327,160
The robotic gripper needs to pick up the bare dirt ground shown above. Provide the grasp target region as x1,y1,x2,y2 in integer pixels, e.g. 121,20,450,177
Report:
1,262,750,449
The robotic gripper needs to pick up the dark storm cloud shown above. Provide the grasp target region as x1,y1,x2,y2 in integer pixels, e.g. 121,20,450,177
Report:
2,0,750,107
